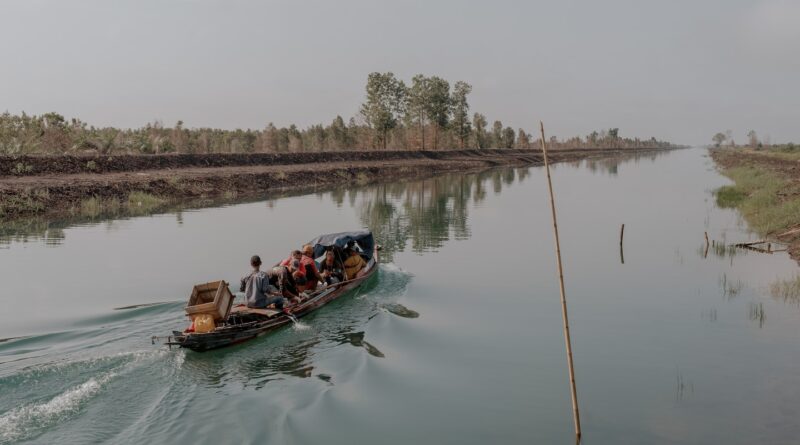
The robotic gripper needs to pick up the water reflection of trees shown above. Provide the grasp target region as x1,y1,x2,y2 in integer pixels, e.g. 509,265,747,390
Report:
568,150,671,177
356,168,528,260
0,195,270,246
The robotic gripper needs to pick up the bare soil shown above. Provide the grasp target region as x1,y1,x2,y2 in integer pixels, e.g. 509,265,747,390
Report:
0,148,669,220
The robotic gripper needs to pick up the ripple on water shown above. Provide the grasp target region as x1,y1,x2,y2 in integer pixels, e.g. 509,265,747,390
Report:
0,349,169,444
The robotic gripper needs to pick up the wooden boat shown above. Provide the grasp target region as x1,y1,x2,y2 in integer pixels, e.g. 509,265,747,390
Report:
162,231,379,352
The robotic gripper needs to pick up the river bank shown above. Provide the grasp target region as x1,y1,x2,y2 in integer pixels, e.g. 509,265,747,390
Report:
0,147,670,221
710,148,800,264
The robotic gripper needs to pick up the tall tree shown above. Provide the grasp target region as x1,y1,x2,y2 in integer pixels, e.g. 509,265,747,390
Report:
407,74,431,150
491,120,503,148
516,129,530,149
425,76,451,150
450,81,472,148
502,126,516,148
329,115,349,150
472,113,488,148
360,72,406,149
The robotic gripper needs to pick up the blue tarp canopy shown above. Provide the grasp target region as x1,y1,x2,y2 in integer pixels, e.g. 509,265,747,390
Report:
308,230,375,260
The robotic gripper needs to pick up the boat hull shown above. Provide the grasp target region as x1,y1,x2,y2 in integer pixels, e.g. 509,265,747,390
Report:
170,255,378,352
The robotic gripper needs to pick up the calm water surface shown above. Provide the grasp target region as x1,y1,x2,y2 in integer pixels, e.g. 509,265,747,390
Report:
1,148,799,444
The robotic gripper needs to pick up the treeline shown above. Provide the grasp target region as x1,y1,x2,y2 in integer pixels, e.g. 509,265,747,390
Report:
0,73,676,155
712,130,799,152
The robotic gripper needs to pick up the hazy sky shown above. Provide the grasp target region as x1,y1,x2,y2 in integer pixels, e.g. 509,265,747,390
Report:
2,0,798,144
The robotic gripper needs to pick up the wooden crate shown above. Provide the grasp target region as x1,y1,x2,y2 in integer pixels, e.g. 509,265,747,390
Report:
185,280,234,321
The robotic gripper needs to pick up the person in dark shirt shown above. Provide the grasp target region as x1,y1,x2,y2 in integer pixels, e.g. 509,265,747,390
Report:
319,250,344,285
267,264,302,306
240,255,287,309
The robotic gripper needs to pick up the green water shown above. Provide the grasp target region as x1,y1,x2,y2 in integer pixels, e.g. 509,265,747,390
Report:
1,148,799,444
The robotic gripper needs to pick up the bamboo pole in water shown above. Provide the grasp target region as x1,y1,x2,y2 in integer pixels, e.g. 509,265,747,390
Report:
539,122,582,439
620,224,625,264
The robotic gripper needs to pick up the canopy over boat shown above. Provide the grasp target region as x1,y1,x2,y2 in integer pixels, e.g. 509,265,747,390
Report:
309,230,375,260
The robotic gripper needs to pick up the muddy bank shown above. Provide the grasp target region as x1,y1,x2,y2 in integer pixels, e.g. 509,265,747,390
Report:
711,148,800,264
0,147,675,178
0,147,671,221
1,148,617,177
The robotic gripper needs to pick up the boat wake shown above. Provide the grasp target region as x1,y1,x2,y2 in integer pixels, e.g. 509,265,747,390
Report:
291,321,311,332
0,371,116,443
0,349,170,444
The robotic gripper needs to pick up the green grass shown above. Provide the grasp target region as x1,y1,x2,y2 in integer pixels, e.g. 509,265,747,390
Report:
715,166,800,235
714,185,746,208
72,192,165,217
75,196,121,218
126,191,166,215
80,196,103,218
0,194,44,217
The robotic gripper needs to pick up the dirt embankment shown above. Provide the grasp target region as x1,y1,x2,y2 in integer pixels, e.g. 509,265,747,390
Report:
711,149,800,263
0,147,669,220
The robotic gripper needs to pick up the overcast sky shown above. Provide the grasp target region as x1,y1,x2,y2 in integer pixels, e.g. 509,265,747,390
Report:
2,0,798,144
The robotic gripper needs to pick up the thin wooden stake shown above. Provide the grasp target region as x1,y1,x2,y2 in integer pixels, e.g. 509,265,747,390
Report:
539,122,582,439
620,224,625,264
704,232,709,259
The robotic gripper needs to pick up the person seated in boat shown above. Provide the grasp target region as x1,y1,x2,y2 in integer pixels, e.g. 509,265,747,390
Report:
267,263,302,306
343,247,367,280
287,259,310,294
319,249,345,285
301,244,323,290
279,250,303,268
240,255,287,310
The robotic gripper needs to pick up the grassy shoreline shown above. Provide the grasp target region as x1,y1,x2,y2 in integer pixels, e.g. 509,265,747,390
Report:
711,148,800,264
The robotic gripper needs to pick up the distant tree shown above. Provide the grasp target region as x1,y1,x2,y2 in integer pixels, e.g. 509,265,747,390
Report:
425,76,451,150
516,128,530,149
277,127,290,152
305,124,326,151
450,81,472,148
608,128,619,139
587,131,599,146
360,72,406,149
747,130,758,149
502,126,516,148
725,130,734,148
41,112,70,152
328,115,349,150
407,74,431,149
491,121,503,148
712,132,727,147
472,113,488,148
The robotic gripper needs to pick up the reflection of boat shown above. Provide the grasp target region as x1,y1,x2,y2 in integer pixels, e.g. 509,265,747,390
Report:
163,231,378,352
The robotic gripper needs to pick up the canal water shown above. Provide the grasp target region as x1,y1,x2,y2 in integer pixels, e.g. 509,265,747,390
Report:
1,148,799,444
